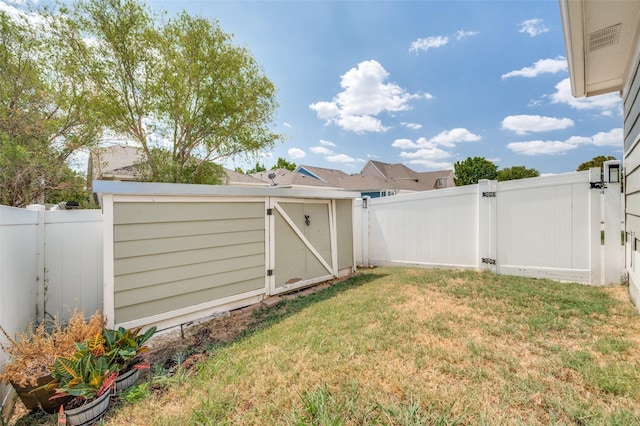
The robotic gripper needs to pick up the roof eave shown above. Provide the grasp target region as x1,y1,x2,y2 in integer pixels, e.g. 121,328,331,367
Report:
559,0,586,98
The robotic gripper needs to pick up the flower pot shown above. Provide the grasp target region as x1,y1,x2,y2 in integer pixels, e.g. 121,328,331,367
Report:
115,367,140,393
64,390,110,426
10,374,72,414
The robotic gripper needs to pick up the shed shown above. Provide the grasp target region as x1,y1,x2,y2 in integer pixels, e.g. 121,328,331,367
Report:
94,181,359,331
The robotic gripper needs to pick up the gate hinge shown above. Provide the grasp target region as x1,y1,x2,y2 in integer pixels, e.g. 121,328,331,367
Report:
266,208,273,216
267,269,273,276
482,192,496,198
590,181,606,189
482,257,496,265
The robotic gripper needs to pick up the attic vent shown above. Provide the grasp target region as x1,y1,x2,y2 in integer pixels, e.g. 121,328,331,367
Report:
587,23,621,52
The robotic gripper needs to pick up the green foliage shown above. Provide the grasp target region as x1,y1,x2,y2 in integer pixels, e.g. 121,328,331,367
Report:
67,0,281,184
496,165,540,182
48,334,117,400
122,382,149,404
102,326,156,372
0,11,99,206
133,148,226,185
273,156,296,171
577,155,616,171
453,156,498,186
245,161,267,174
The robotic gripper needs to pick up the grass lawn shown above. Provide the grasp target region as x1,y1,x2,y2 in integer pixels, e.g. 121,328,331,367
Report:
14,267,640,425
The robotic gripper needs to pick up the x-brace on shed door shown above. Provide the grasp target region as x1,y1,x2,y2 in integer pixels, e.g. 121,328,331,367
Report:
268,198,338,295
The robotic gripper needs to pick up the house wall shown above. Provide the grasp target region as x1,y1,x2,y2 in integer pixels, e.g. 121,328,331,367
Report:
624,46,640,309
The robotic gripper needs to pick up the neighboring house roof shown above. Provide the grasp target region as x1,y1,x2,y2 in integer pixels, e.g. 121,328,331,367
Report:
87,145,266,187
559,0,640,97
88,145,142,183
219,168,269,187
298,161,454,194
251,168,337,189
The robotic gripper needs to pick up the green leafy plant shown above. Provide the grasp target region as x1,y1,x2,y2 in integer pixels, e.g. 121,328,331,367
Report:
47,334,116,401
102,326,157,372
122,382,149,404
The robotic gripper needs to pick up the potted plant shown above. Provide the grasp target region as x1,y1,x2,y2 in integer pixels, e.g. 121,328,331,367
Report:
0,311,106,414
46,334,117,426
102,326,156,392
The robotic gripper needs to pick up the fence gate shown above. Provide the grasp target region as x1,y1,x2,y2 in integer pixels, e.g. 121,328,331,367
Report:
269,198,337,295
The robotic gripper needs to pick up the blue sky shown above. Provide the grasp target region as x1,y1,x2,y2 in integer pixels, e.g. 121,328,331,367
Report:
3,0,625,175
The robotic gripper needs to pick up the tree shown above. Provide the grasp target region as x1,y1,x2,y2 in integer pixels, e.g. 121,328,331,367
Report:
453,157,498,186
67,0,281,184
245,162,266,174
576,155,616,171
496,166,540,182
273,157,296,171
0,11,99,207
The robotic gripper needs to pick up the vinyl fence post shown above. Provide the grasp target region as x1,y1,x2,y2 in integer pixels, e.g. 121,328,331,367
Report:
603,160,622,285
477,180,496,272
26,204,46,323
589,167,602,285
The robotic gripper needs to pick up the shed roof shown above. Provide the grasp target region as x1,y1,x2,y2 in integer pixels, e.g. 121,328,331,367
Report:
93,180,359,200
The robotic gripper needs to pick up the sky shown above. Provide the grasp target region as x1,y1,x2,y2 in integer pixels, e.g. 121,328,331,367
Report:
1,0,625,175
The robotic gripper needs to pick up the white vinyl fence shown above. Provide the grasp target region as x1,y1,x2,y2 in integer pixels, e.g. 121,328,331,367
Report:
0,205,102,414
355,168,623,285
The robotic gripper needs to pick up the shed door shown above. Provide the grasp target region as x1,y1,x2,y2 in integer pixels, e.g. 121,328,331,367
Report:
269,198,336,294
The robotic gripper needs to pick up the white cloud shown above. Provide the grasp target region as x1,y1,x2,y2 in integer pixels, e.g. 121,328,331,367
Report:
550,78,622,112
519,18,549,37
391,127,480,169
336,115,388,133
409,35,449,53
310,146,334,155
399,147,451,160
326,154,364,163
402,122,423,130
288,148,305,159
392,139,418,149
501,56,567,79
507,128,623,155
456,30,479,40
580,128,623,147
319,139,336,147
501,115,574,135
282,122,292,128
404,159,453,170
310,101,340,121
507,140,577,155
429,128,481,147
310,60,420,133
